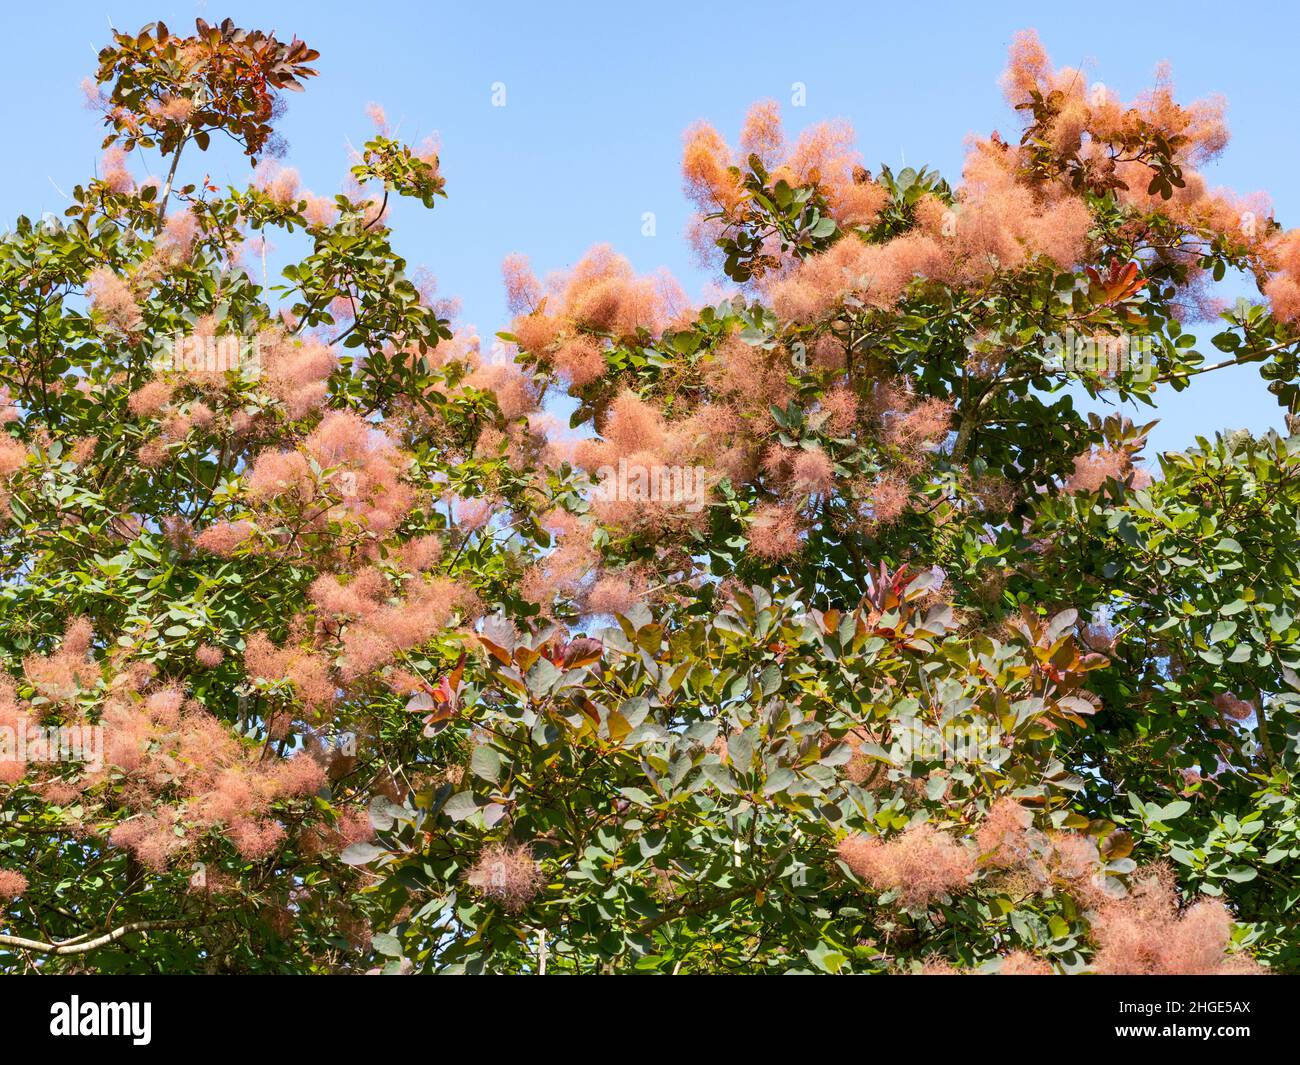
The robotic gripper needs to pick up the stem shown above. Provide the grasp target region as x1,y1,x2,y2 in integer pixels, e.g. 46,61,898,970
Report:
157,138,187,221
1254,694,1277,770
1155,339,1294,384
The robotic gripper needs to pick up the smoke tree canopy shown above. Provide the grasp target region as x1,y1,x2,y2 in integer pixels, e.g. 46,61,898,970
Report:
0,19,1297,975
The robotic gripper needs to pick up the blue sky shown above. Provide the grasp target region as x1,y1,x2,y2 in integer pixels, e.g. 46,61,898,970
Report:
3,0,1297,456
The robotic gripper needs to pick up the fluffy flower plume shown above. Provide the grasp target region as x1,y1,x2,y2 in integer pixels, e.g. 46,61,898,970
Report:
465,841,545,911
1090,865,1263,975
86,268,143,332
838,824,976,908
23,617,97,704
503,246,687,386
0,869,28,897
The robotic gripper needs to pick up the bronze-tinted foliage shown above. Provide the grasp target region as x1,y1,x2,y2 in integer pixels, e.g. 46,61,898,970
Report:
95,18,319,156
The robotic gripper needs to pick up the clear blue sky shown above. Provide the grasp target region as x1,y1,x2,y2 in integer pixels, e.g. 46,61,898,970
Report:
3,1,1297,456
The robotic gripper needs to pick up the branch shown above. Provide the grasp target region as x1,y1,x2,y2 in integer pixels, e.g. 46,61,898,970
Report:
633,848,792,937
363,190,389,231
1155,338,1294,384
1254,692,1277,771
156,137,187,221
633,881,758,937
0,915,226,957
951,378,1012,463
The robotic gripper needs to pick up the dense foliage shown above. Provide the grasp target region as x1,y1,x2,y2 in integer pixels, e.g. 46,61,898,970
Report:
1,20,1297,974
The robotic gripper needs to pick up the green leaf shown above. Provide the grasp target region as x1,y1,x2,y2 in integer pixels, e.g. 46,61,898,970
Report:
1208,620,1237,644
471,745,502,784
1156,800,1190,822
371,932,403,957
805,941,847,974
763,767,796,795
341,842,385,866
443,791,479,822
